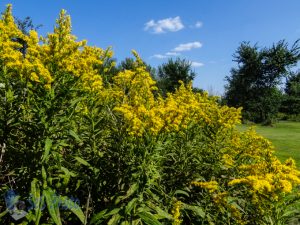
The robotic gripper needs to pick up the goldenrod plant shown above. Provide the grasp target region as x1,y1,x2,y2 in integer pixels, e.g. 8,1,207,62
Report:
0,5,300,224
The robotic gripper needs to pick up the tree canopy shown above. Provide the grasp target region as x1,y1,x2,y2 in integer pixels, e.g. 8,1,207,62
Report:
224,41,300,123
157,58,196,95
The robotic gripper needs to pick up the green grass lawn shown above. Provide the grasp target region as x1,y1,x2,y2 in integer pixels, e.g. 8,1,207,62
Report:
238,121,300,166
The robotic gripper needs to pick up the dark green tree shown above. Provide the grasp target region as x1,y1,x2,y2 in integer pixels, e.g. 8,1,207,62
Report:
281,71,300,115
285,71,300,96
157,58,196,95
224,40,300,124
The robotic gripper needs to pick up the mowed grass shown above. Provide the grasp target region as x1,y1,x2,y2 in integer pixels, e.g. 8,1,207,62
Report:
238,121,300,166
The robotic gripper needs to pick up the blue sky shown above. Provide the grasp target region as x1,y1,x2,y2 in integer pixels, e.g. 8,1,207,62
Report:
1,1,300,94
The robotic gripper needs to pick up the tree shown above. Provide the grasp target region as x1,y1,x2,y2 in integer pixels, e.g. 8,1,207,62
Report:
157,58,196,95
285,71,300,96
224,41,300,123
281,71,300,115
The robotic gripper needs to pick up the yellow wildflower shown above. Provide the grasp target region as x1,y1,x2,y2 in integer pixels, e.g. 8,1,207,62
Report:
191,181,219,193
171,201,182,225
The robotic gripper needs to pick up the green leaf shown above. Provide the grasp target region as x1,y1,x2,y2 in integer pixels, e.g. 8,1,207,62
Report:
90,208,120,225
183,204,205,218
116,183,139,204
30,179,43,225
69,130,82,142
43,188,62,225
60,196,85,224
60,167,77,186
132,219,142,225
105,208,121,217
36,195,45,225
153,206,173,220
42,138,52,163
61,167,77,177
41,166,47,181
125,198,138,215
31,179,40,207
174,190,189,197
74,156,91,167
90,209,108,225
107,214,122,225
137,211,162,225
125,183,139,199
70,97,83,107
0,209,8,219
121,221,130,225
6,88,14,102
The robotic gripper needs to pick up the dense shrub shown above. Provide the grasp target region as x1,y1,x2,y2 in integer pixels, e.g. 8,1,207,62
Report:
1,5,300,224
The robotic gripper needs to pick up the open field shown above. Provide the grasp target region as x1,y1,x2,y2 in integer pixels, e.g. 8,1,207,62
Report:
238,121,300,166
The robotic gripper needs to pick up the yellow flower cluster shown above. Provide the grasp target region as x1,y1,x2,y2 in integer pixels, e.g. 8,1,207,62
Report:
0,5,109,91
229,176,273,192
222,154,234,167
229,158,300,193
191,181,219,193
112,58,241,136
171,201,182,225
228,130,300,196
199,126,300,214
113,53,159,136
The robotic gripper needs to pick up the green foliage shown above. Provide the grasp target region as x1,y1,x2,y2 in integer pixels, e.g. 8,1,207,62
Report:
157,58,196,95
281,71,300,116
224,41,300,124
285,71,300,96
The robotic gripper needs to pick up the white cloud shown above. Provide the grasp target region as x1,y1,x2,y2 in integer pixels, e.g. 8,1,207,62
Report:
151,54,168,59
144,16,184,34
151,52,181,59
195,21,203,28
173,41,202,52
191,61,204,67
165,52,181,56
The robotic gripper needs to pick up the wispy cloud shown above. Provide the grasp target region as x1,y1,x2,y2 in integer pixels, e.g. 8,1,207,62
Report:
144,16,184,34
151,54,168,59
165,52,181,56
173,42,202,52
191,61,204,67
151,42,202,60
151,52,181,59
194,21,203,28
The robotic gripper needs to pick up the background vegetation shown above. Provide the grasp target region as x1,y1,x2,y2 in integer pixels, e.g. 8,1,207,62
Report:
223,41,300,125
